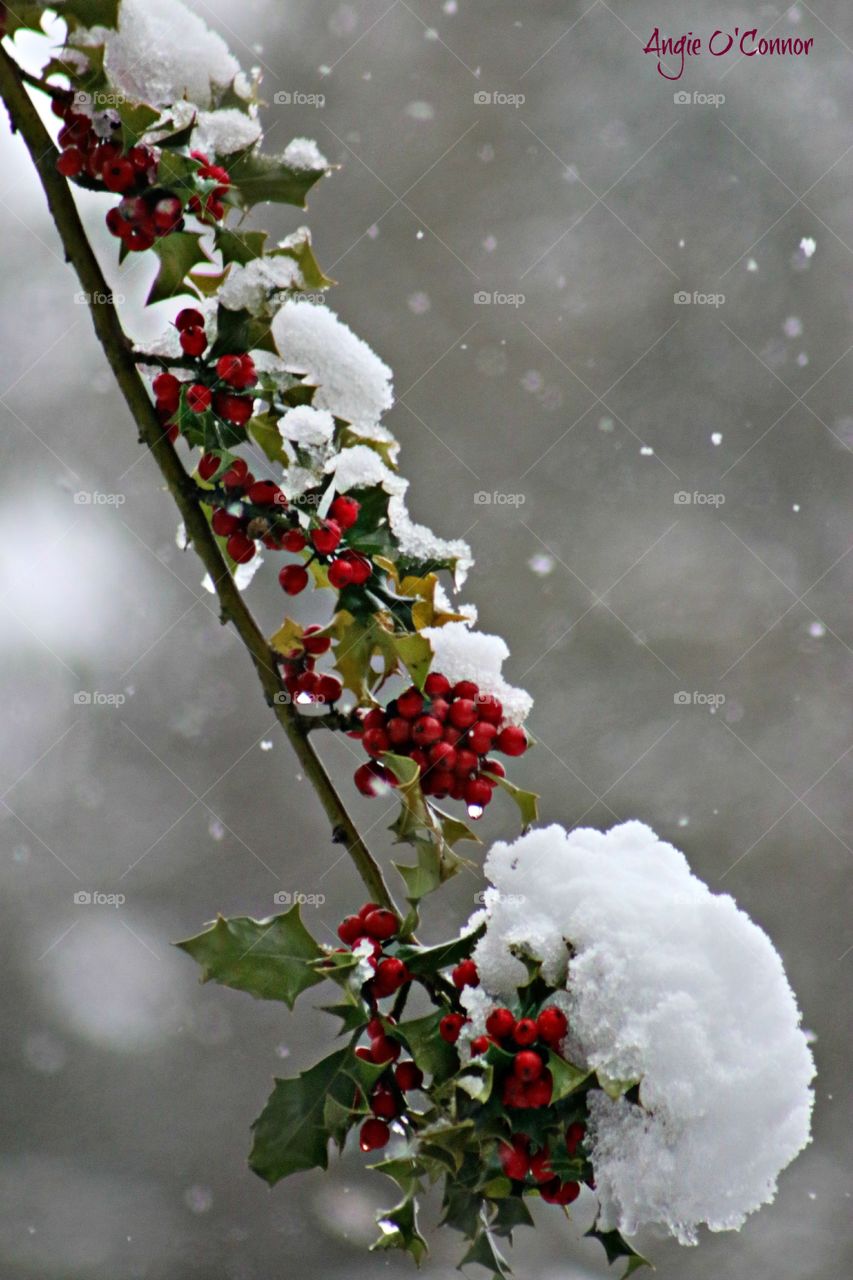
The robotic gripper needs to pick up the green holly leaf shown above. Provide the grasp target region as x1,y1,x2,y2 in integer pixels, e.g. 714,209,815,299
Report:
431,805,483,848
418,1120,477,1174
155,116,198,151
116,100,160,152
210,304,278,358
146,232,212,305
248,410,288,466
597,1074,641,1101
456,1061,493,1103
585,1227,652,1278
321,1001,370,1034
250,1046,385,1183
156,148,198,196
228,146,327,210
548,1055,591,1102
372,1194,429,1265
484,773,539,831
61,0,120,28
2,3,49,35
397,1012,458,1084
489,1195,534,1239
269,235,334,291
458,1225,512,1277
175,905,324,1008
396,924,485,980
371,1154,426,1198
214,227,269,267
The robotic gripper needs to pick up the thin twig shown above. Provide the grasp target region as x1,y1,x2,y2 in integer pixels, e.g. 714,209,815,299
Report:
0,42,399,916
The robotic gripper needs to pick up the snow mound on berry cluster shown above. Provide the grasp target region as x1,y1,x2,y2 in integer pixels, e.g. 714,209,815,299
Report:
325,445,407,496
271,301,393,434
465,821,815,1244
420,622,532,724
95,0,240,109
219,256,305,315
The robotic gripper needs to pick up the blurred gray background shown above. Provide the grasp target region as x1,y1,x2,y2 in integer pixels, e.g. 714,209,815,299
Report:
1,1,851,1277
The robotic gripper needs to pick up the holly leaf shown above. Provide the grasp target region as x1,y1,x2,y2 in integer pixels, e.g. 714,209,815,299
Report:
371,1154,426,1198
146,232,211,305
269,233,334,292
250,1046,384,1182
489,1195,534,1239
598,1074,641,1101
458,1226,512,1277
484,773,539,831
2,3,49,36
269,616,305,658
585,1227,652,1278
61,0,120,28
215,226,269,267
372,1194,429,1265
211,304,278,358
432,805,483,849
116,99,160,152
249,410,289,466
228,146,327,209
396,924,485,979
548,1055,591,1102
397,1012,458,1084
175,905,324,1008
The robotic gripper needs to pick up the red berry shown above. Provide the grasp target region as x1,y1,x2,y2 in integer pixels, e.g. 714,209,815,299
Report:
464,777,493,809
56,147,84,177
301,626,330,656
530,1148,554,1183
565,1122,586,1157
439,1013,465,1044
337,915,364,945
370,1034,401,1064
105,207,129,238
485,1007,515,1040
246,480,281,506
499,1138,530,1181
339,551,372,585
328,558,354,589
221,457,248,488
362,709,387,731
476,694,503,724
372,957,407,997
448,698,477,729
470,1035,490,1055
540,1179,580,1205
226,531,255,564
359,902,382,921
386,717,411,747
354,761,396,796
175,308,205,331
424,672,451,698
359,1118,390,1152
454,748,479,777
198,452,220,482
526,1071,553,1108
125,226,155,252
394,1061,423,1091
311,519,342,556
429,740,456,770
513,1018,538,1047
216,354,245,387
102,158,135,192
396,689,424,720
537,1006,568,1046
152,371,181,408
482,757,506,780
513,1050,543,1083
179,326,207,357
453,680,480,700
468,723,497,755
501,1076,529,1109
362,727,390,757
316,675,343,704
496,725,528,757
411,715,442,746
153,196,183,233
214,391,253,426
211,508,241,537
451,959,479,989
329,495,360,530
370,1087,399,1120
281,528,306,553
279,564,309,595
362,909,399,941
187,383,212,413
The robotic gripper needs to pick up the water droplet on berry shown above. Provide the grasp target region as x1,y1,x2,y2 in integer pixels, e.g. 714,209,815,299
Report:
467,803,484,820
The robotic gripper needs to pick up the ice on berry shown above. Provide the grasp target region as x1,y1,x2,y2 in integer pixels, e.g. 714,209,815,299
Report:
420,621,532,724
466,821,815,1244
271,301,393,434
92,0,240,109
282,138,329,172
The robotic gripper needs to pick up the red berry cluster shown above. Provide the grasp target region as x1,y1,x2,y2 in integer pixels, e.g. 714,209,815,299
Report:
356,1014,424,1153
498,1121,588,1206
336,901,410,1001
53,95,231,251
278,495,371,597
279,626,342,706
150,309,258,444
353,673,528,811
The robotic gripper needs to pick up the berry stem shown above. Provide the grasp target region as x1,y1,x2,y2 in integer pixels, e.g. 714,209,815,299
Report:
0,44,400,919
